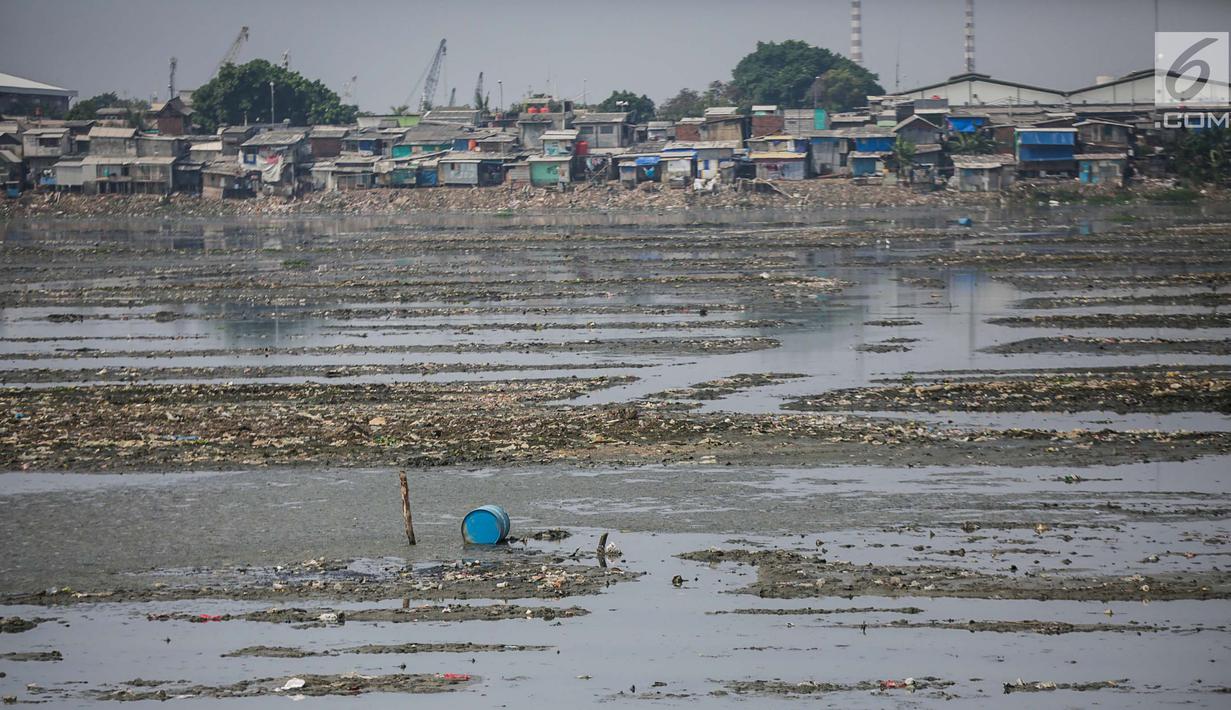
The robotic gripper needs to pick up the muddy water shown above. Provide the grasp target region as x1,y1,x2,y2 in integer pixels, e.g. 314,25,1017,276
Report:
1,204,1230,706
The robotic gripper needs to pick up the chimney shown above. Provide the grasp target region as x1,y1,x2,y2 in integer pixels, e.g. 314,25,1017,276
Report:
964,0,975,73
850,0,863,66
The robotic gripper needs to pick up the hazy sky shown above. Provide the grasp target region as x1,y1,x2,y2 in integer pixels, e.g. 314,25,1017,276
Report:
3,0,1229,112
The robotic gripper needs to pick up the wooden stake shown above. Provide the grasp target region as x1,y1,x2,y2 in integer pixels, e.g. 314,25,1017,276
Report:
399,470,416,546
596,532,608,568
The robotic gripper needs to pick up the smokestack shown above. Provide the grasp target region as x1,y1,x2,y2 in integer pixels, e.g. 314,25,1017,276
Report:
850,0,863,66
964,0,975,73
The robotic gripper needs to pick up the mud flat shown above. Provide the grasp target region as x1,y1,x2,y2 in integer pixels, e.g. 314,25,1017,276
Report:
785,367,1231,414
982,336,1231,356
988,313,1231,329
678,548,1231,601
89,673,474,701
5,380,1229,471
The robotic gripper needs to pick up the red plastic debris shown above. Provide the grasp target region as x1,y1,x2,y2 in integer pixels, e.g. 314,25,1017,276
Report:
442,673,472,681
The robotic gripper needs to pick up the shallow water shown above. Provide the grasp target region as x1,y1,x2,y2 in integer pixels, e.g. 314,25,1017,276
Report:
1,204,1230,705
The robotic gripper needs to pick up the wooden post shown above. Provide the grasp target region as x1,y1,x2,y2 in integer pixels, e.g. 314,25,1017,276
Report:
399,471,416,546
596,532,608,568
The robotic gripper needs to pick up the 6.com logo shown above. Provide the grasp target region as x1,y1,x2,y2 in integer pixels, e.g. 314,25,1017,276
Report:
1155,32,1229,107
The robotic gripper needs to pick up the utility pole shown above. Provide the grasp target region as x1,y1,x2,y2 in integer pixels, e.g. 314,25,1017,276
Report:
269,81,275,124
497,80,503,114
168,57,177,101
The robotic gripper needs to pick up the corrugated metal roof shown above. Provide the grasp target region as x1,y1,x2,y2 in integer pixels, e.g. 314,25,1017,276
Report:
25,127,69,136
189,141,223,152
952,155,1011,168
703,107,739,117
0,71,76,97
310,126,349,138
573,112,630,123
750,151,807,160
664,140,740,150
241,131,306,146
1074,153,1128,161
542,129,579,140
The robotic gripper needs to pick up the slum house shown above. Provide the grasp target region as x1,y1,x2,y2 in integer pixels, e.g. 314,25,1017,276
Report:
187,140,222,164
93,107,131,127
78,155,177,195
674,117,704,142
646,121,674,142
1015,126,1077,176
51,157,85,192
527,154,573,188
375,155,418,188
416,156,442,187
87,126,138,155
750,152,807,181
473,132,518,154
951,155,1014,192
308,126,348,159
220,126,259,156
750,106,785,137
341,128,403,157
146,97,193,135
658,149,695,188
663,140,738,182
850,130,897,177
783,108,828,134
310,153,380,191
573,112,633,149
438,152,506,187
894,115,944,146
540,129,579,156
239,130,309,196
21,127,73,186
517,109,572,150
0,146,21,185
391,124,473,157
829,112,872,129
700,107,745,142
202,159,253,199
1074,118,1133,153
504,161,531,187
616,152,664,187
1076,153,1128,186
808,130,849,175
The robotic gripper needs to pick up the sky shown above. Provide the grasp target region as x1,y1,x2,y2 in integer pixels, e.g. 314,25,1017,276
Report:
3,0,1230,113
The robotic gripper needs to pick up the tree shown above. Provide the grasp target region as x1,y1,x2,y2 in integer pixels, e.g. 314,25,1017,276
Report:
892,138,916,176
948,132,995,155
191,59,357,132
66,92,148,127
730,40,882,111
596,90,655,123
657,81,737,121
1174,128,1231,185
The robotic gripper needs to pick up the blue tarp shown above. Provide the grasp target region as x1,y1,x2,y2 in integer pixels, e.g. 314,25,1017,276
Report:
947,116,987,134
1017,131,1075,145
1018,144,1075,162
634,156,661,166
854,137,894,152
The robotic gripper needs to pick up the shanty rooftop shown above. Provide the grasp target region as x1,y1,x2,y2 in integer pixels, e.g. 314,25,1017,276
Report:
241,130,307,147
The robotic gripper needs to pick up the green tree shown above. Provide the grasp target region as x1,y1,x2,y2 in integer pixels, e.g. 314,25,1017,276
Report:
596,90,655,123
191,59,357,132
892,138,916,176
730,40,882,111
657,81,737,121
66,92,148,127
948,132,995,155
1174,128,1231,185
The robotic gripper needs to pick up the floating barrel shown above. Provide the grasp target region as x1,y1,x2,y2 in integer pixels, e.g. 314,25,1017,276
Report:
462,505,511,544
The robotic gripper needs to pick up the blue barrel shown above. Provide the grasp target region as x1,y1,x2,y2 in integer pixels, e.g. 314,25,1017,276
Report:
462,505,511,544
